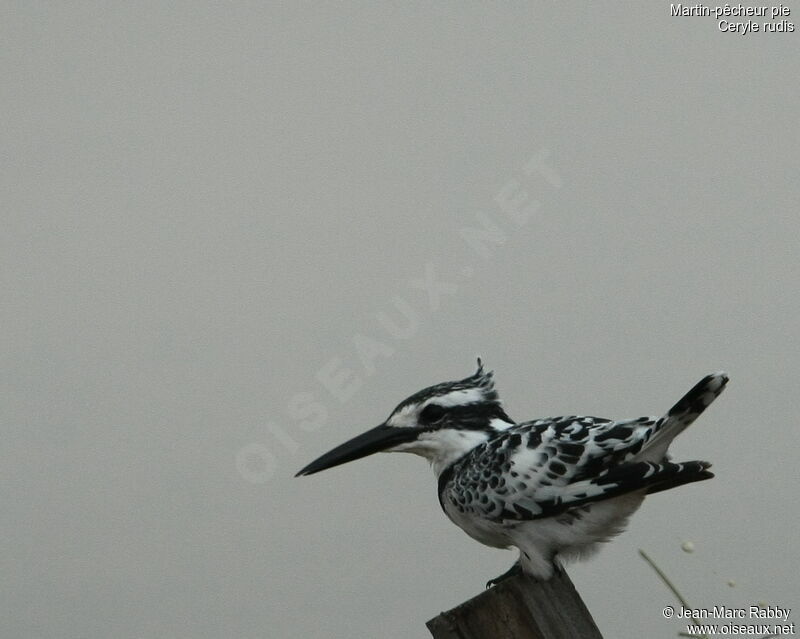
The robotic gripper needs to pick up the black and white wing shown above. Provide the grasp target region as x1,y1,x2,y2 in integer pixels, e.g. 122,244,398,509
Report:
442,372,728,521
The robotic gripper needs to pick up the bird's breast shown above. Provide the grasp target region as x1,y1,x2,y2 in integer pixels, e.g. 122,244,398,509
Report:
440,493,513,549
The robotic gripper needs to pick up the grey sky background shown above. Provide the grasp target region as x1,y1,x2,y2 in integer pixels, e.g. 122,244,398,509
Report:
3,3,799,638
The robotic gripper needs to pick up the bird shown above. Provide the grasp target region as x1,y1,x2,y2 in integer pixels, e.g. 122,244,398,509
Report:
295,360,728,585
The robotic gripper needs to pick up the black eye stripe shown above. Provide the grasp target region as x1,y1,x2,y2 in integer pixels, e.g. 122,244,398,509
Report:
419,404,447,424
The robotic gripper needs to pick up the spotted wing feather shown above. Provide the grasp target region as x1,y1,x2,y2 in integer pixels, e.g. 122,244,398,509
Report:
442,373,727,522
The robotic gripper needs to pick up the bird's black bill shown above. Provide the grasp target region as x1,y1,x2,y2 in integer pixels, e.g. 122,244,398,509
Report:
295,424,416,477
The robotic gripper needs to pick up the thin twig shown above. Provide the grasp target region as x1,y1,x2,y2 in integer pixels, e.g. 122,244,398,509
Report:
639,550,775,639
638,548,708,639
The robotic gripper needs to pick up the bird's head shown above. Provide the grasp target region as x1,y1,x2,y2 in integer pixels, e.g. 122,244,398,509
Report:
295,359,514,477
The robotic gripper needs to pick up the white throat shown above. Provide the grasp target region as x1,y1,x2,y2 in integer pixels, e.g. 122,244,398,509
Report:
389,428,492,476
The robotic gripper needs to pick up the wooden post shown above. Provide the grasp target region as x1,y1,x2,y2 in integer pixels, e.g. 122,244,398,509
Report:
426,569,603,639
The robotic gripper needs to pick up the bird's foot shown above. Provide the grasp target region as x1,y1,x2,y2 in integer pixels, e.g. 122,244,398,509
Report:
485,562,523,589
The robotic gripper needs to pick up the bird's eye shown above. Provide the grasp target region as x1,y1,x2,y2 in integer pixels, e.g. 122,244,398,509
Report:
419,404,447,425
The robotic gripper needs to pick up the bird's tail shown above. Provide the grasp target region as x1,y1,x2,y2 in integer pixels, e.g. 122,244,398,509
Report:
643,372,729,460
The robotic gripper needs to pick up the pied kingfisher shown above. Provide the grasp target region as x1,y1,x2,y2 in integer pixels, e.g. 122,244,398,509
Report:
296,361,728,584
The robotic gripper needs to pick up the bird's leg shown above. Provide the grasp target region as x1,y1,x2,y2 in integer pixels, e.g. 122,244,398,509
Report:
485,561,523,589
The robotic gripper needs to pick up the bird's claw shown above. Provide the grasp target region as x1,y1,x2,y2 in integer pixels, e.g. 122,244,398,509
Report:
485,562,523,589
